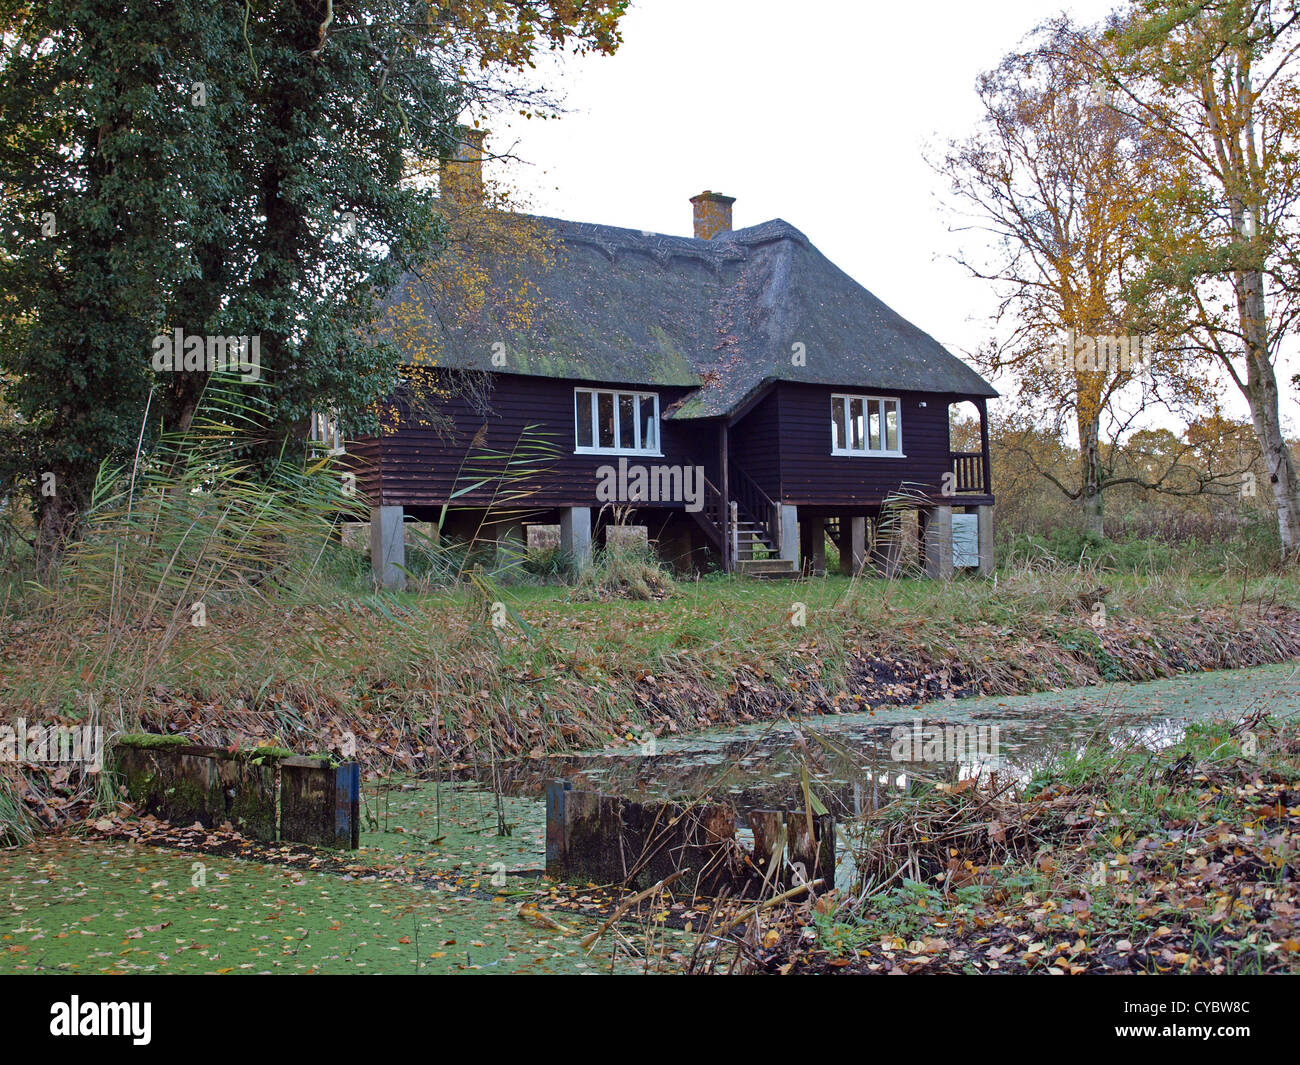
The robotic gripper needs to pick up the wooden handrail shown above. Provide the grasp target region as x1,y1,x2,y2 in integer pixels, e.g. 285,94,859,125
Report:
950,451,986,494
728,461,780,551
699,475,726,541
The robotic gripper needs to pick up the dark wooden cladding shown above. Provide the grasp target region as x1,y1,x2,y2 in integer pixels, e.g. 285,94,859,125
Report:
344,437,382,509
728,388,780,497
355,372,697,509
350,371,991,510
772,382,957,506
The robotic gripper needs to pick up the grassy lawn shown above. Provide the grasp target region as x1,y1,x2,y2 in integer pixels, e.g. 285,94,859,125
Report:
3,557,1297,731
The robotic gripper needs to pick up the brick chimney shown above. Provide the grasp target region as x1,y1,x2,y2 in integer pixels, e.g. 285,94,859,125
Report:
690,190,735,239
440,127,486,205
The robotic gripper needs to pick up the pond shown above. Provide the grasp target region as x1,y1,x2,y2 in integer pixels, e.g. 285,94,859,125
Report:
2,662,1296,974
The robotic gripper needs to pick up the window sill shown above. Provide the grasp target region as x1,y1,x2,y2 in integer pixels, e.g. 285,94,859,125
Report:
831,450,907,459
574,449,666,459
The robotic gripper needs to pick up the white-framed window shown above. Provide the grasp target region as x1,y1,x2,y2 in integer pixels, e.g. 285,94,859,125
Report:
831,394,903,456
309,410,345,456
574,388,661,455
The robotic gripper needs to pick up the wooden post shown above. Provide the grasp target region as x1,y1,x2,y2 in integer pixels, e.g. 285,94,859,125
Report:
786,811,835,887
719,421,731,572
748,810,786,886
799,515,825,575
977,397,992,496
545,779,572,877
746,809,836,893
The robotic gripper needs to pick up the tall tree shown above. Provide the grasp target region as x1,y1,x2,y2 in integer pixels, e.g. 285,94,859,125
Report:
939,19,1212,536
0,0,235,561
0,0,626,560
1108,0,1300,559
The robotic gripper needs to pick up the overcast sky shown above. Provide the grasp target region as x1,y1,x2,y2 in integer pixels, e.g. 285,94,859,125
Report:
482,0,1297,435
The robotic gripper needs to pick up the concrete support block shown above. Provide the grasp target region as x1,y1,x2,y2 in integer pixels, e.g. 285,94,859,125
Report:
560,506,593,569
341,522,368,552
977,505,995,577
923,505,954,580
606,524,649,550
779,504,799,563
840,515,867,576
405,520,439,549
370,505,405,590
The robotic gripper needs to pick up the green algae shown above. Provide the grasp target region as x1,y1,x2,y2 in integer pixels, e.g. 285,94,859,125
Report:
6,664,1296,975
0,836,631,975
358,780,548,877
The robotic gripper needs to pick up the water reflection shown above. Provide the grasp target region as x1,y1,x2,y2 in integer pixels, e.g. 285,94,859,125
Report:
473,706,1191,822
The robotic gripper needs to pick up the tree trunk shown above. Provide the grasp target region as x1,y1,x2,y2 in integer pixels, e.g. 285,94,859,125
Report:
1237,267,1300,559
1077,407,1105,538
35,486,80,577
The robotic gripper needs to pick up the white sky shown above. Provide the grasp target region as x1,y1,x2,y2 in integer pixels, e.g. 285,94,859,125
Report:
486,0,1295,434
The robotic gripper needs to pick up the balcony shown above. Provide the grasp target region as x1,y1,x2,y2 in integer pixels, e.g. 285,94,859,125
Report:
950,451,990,496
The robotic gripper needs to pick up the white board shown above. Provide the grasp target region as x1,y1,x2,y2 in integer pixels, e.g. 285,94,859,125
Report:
952,513,979,569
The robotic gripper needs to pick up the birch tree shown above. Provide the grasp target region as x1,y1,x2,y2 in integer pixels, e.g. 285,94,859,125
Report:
1107,0,1300,558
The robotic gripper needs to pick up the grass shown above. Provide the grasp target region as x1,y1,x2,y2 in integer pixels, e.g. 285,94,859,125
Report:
3,554,1297,765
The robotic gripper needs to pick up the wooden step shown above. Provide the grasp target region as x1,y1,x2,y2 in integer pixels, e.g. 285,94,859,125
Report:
735,558,799,578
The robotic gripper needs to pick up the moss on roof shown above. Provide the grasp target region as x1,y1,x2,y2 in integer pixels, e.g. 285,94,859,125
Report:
378,213,995,418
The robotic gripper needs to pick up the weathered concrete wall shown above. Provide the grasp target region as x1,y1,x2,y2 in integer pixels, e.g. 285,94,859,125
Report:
115,739,359,849
545,780,834,897
546,781,740,893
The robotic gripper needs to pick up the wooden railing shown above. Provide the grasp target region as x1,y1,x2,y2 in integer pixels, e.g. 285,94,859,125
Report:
698,476,726,545
728,461,780,551
951,452,987,494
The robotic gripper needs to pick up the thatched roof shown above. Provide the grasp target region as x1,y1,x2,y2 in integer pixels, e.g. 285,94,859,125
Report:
382,212,996,419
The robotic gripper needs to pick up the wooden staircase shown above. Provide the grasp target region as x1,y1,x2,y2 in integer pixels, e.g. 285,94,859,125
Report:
692,464,798,577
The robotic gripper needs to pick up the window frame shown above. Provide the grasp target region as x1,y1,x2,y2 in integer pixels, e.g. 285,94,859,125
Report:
574,387,662,456
309,410,346,456
830,393,905,457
